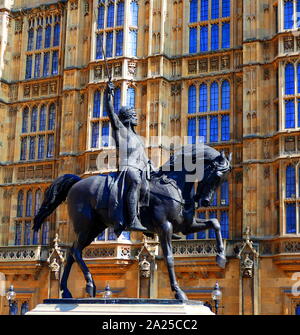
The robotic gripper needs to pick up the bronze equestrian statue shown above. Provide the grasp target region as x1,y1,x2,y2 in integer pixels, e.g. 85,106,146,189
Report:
33,82,232,301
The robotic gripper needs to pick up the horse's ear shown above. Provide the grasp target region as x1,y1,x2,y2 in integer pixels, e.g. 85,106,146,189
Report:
220,151,226,161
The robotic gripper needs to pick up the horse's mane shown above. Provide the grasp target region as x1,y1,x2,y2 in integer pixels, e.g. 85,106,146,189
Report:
160,144,221,172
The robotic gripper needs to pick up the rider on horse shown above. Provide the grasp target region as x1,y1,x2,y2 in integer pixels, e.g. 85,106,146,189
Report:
105,81,154,232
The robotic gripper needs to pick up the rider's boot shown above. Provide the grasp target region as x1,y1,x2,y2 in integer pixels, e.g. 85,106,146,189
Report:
127,193,147,232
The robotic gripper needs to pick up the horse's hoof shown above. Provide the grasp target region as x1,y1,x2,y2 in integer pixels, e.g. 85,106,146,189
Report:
175,291,188,301
216,253,227,268
62,290,73,299
86,284,96,298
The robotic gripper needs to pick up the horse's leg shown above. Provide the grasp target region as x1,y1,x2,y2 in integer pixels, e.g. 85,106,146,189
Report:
159,221,187,301
182,218,226,268
60,247,75,298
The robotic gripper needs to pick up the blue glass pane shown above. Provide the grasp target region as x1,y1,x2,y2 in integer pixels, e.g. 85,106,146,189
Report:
36,27,43,49
39,106,46,130
129,30,138,56
17,191,24,217
117,2,125,26
116,30,123,56
130,1,139,26
197,212,206,239
297,0,300,27
38,135,45,159
96,33,103,59
188,85,196,114
190,0,198,23
221,115,230,141
284,0,294,29
45,25,51,48
29,137,35,160
222,0,230,17
91,123,99,148
24,222,31,245
93,91,101,118
127,87,136,108
98,5,105,29
107,4,115,27
28,29,34,51
20,138,27,161
186,233,194,240
15,224,21,245
22,108,29,133
285,100,295,129
114,87,121,112
188,118,196,144
48,105,56,130
220,211,229,238
108,227,117,240
52,51,59,75
199,117,207,143
47,134,54,158
286,203,296,233
106,32,113,57
298,64,300,93
210,116,218,142
31,107,38,132
43,52,50,77
222,22,230,48
201,0,209,21
211,0,219,19
120,231,131,240
221,80,230,109
103,93,108,117
102,122,109,147
34,54,41,78
25,55,33,79
285,64,295,95
200,26,208,51
286,165,296,198
97,231,105,241
42,222,49,245
210,82,219,111
189,27,197,53
53,23,60,46
211,24,219,50
298,99,300,127
296,305,300,315
26,191,32,217
199,84,208,112
221,180,229,205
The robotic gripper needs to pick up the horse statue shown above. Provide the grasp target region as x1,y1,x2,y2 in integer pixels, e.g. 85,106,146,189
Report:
33,144,231,301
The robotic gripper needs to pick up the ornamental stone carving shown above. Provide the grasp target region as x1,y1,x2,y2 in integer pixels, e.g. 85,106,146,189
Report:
241,253,254,278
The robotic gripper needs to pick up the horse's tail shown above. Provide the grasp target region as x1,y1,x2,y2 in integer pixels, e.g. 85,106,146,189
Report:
33,174,81,232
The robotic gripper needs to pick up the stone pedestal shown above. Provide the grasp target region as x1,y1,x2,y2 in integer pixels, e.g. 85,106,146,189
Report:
26,298,214,315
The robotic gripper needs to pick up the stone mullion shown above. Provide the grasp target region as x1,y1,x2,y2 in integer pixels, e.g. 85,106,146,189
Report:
123,0,130,57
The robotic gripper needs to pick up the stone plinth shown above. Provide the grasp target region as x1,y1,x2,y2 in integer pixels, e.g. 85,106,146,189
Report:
26,298,214,315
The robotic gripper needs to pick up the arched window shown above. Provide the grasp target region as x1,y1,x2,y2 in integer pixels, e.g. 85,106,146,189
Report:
199,84,208,112
96,33,103,59
22,108,29,133
45,25,51,48
200,26,208,52
188,118,196,144
127,87,136,108
284,0,294,29
27,29,34,51
39,105,47,131
93,91,101,118
201,0,209,21
17,191,24,217
188,85,196,114
199,117,207,143
210,82,219,111
222,0,230,17
130,1,139,26
190,0,198,23
211,24,219,50
107,3,115,27
98,4,105,29
221,80,230,110
48,104,56,130
114,87,121,113
117,1,125,26
189,27,197,53
211,0,219,19
36,27,43,49
31,107,38,132
26,191,33,217
285,63,295,95
286,165,296,197
53,23,60,46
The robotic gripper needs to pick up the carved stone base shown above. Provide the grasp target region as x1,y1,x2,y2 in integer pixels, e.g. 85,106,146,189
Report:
26,298,214,315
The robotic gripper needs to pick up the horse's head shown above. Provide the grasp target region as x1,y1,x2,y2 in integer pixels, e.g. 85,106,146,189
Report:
196,151,232,207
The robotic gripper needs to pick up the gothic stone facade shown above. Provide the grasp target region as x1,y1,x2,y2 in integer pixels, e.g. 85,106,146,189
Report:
0,0,300,315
